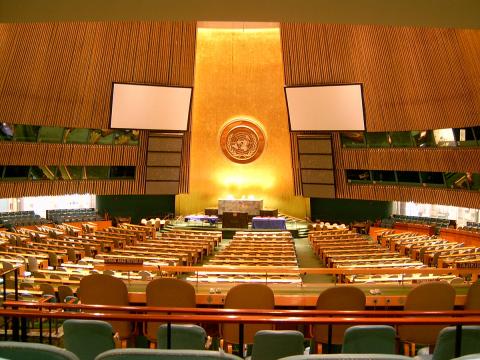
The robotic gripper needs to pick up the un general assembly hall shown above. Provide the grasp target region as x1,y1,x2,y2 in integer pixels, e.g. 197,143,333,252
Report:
0,1,480,359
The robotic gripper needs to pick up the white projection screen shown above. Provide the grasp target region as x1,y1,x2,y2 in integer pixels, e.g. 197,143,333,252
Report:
110,83,192,131
285,84,366,131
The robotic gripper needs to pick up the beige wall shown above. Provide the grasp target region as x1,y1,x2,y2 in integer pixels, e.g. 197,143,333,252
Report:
176,27,308,218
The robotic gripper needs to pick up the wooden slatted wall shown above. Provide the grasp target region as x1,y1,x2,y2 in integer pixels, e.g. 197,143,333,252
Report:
331,133,480,208
281,23,480,132
0,143,138,166
281,23,480,208
0,21,196,197
338,147,480,173
0,21,196,128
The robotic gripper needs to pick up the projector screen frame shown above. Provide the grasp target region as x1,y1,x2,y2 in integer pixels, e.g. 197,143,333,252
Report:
284,83,367,132
109,82,193,132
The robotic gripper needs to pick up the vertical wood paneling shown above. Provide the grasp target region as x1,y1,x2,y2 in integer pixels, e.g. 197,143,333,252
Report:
338,148,480,172
0,143,139,165
281,23,480,131
336,181,480,210
0,21,196,129
0,21,196,197
289,133,302,195
179,130,190,194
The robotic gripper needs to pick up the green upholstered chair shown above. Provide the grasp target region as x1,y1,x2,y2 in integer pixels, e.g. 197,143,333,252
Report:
451,355,480,360
249,330,305,360
157,324,207,350
415,326,480,360
0,341,79,360
341,325,396,354
95,349,243,359
63,319,116,360
279,355,412,360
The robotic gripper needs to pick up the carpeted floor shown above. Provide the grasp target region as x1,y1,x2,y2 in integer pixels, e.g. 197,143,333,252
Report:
294,238,334,283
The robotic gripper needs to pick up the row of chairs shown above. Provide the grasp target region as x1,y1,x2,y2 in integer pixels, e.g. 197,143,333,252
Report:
378,231,480,269
1,324,480,360
46,208,102,224
77,273,480,351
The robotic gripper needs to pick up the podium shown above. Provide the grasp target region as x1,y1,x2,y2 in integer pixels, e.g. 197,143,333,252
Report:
222,212,249,229
260,209,278,217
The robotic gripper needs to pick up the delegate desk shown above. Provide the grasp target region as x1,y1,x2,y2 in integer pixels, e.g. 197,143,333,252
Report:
252,217,287,230
184,215,219,225
127,283,470,308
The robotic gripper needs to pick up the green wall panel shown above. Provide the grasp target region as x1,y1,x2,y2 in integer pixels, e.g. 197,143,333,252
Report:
96,195,175,224
310,198,392,224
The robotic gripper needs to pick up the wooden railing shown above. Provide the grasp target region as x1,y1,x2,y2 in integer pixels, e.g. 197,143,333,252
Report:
154,265,480,282
2,302,480,357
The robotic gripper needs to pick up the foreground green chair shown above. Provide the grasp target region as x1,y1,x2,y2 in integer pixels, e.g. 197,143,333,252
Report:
249,330,305,360
342,325,396,354
279,355,412,360
63,319,116,360
451,355,480,360
0,341,79,360
95,349,243,359
416,326,480,360
157,324,207,350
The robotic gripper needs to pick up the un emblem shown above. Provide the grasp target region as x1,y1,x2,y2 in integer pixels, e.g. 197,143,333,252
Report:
220,119,266,164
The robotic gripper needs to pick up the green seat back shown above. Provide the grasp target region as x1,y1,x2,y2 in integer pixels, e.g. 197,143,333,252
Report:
157,324,206,350
0,341,79,360
63,319,116,360
342,325,396,354
251,330,305,360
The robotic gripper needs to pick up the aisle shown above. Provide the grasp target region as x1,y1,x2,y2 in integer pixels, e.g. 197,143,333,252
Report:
294,238,334,283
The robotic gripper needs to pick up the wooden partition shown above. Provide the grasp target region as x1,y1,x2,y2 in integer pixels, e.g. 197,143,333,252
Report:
281,23,480,208
281,23,480,131
0,21,196,197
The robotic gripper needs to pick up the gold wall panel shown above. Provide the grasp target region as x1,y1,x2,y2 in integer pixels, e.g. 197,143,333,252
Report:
281,23,480,132
176,28,308,218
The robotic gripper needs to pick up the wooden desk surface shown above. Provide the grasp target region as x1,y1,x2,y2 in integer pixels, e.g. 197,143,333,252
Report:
126,283,469,308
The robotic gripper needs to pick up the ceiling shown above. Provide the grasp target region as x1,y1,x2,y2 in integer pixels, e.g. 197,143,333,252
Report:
1,0,479,29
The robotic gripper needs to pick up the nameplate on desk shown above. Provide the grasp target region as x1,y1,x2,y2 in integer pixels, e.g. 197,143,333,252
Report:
103,257,143,265
456,261,480,269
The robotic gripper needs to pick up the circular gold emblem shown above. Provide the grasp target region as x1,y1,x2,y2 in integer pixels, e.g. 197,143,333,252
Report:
220,120,266,164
